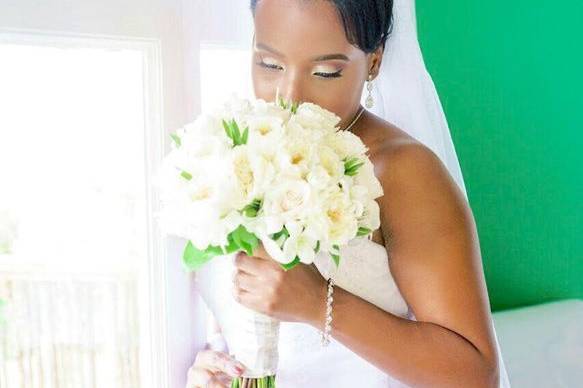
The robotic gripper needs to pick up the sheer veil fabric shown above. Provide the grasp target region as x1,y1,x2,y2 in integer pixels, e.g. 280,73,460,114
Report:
362,0,511,386
364,0,469,200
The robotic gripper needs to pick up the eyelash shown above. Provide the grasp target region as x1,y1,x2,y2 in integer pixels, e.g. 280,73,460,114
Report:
256,60,343,79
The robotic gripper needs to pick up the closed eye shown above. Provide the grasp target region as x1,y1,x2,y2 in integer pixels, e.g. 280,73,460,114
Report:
256,60,283,71
256,60,343,79
313,70,343,79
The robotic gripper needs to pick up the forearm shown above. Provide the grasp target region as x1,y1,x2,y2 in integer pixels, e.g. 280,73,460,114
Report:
307,284,498,388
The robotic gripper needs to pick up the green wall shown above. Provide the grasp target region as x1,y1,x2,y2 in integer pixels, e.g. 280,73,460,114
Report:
417,1,583,312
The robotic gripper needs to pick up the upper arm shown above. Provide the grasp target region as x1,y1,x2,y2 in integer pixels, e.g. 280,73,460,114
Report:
373,142,499,365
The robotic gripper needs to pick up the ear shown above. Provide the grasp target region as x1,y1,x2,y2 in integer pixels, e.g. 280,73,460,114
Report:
367,45,385,79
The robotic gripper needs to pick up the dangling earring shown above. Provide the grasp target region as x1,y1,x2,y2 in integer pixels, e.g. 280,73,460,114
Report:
365,74,374,109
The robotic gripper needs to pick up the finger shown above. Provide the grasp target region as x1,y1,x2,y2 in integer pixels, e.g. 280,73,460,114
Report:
234,252,269,275
232,286,265,313
186,366,213,388
207,375,230,388
213,372,234,386
232,284,252,305
195,350,245,377
233,269,257,292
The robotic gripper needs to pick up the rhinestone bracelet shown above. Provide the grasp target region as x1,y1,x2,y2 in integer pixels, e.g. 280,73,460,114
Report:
321,276,335,347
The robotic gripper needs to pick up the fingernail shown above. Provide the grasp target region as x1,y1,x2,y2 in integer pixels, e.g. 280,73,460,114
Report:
229,365,243,375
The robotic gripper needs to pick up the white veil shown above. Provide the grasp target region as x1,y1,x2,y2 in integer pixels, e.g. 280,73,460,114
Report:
363,0,468,202
366,1,511,386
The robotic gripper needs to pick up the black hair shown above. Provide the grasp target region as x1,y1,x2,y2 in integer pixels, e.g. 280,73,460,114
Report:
249,0,394,53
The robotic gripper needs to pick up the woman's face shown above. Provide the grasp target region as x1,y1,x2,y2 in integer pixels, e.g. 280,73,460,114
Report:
251,0,377,127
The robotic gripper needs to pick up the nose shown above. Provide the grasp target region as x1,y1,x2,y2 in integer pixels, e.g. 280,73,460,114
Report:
278,70,304,106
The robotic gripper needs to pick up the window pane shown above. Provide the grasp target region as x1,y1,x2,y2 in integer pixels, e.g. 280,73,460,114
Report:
0,42,149,388
0,43,147,272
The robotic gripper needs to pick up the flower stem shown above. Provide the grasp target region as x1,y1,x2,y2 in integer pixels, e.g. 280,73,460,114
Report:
231,376,276,388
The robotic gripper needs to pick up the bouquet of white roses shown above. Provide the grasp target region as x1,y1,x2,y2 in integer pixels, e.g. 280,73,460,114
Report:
153,94,383,387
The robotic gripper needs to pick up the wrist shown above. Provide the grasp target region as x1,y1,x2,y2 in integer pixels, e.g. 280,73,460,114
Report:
306,277,328,328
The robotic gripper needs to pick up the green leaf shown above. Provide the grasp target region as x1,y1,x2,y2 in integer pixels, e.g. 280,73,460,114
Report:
241,198,262,218
170,133,182,147
242,126,249,144
223,234,240,254
242,206,258,218
277,96,300,114
357,227,372,237
331,253,340,268
222,119,233,140
231,228,244,251
280,256,300,271
223,118,248,147
344,156,365,176
315,240,320,254
271,226,290,240
231,120,241,144
229,225,259,256
330,244,341,267
182,241,223,271
278,96,288,109
180,171,193,180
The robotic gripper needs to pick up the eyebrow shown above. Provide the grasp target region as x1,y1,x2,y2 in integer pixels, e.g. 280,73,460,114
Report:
255,42,350,62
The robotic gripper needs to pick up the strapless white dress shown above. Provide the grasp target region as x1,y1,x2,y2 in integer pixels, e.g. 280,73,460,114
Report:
194,236,511,387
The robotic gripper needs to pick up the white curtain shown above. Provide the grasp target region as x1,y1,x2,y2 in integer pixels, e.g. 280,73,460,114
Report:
0,273,140,388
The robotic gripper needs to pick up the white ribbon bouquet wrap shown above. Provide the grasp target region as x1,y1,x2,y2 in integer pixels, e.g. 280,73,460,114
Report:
153,94,383,386
231,301,280,378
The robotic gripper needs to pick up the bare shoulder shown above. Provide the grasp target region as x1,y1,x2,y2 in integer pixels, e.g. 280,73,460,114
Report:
358,113,471,249
361,112,458,187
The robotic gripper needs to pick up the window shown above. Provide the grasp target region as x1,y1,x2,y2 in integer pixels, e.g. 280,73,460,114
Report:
0,37,164,388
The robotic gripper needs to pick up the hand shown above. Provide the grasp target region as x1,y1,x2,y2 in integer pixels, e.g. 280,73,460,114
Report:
186,344,245,388
232,243,328,325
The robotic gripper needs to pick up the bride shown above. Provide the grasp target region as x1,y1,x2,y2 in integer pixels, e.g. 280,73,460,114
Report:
187,0,511,387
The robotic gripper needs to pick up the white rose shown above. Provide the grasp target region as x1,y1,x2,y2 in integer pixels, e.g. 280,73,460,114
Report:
252,98,292,122
325,130,369,160
349,184,369,218
188,208,244,249
246,115,285,145
306,165,333,190
216,93,253,122
360,198,381,231
279,137,316,179
282,221,319,264
314,145,344,182
324,189,359,245
231,145,261,204
292,102,341,133
263,178,313,225
244,214,284,240
354,158,384,199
